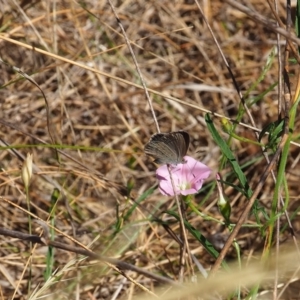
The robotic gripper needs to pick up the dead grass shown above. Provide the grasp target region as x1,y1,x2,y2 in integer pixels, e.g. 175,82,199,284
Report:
0,0,300,299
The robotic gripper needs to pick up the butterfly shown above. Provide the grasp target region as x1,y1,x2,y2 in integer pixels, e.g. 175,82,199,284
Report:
144,131,190,165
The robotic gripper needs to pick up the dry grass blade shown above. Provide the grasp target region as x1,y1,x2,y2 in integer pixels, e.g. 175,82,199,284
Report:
0,0,300,299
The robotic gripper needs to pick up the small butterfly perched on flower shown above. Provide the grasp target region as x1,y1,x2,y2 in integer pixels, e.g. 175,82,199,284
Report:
144,131,190,165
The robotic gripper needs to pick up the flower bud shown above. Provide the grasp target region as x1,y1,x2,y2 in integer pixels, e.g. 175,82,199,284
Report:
21,153,33,188
216,173,231,224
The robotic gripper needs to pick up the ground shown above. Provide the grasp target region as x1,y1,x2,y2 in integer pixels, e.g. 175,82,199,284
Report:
0,1,300,299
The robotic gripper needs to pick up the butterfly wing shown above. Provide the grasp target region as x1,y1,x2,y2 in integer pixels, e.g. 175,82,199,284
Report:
144,133,177,164
175,131,190,160
144,131,190,165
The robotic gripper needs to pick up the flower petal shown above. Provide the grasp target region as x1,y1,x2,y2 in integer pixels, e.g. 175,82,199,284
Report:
156,156,211,196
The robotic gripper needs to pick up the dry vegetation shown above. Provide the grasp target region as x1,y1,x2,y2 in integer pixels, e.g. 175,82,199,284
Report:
0,0,300,299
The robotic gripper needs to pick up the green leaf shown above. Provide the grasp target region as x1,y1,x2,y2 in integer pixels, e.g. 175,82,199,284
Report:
205,114,253,199
166,210,230,270
259,119,284,151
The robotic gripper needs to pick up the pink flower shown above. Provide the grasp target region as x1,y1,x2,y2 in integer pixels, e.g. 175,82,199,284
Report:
156,156,211,196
